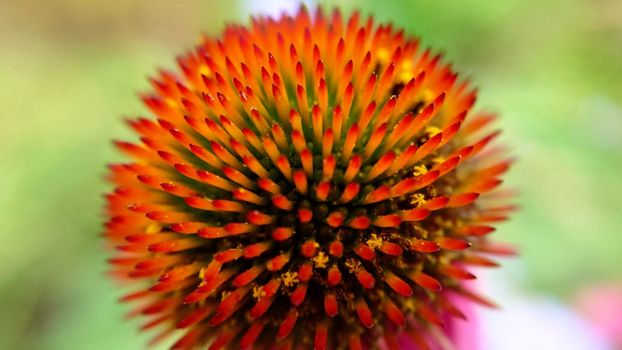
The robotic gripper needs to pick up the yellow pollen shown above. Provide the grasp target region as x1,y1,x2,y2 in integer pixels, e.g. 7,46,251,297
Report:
403,297,416,312
345,258,362,273
432,156,445,164
198,267,206,280
313,251,329,269
413,164,428,177
366,234,383,249
281,271,299,287
410,193,427,207
220,290,231,301
252,286,266,300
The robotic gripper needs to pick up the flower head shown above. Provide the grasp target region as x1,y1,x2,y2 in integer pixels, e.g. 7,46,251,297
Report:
105,6,515,349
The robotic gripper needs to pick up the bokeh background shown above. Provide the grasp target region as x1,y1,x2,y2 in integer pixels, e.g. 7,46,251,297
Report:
1,0,621,349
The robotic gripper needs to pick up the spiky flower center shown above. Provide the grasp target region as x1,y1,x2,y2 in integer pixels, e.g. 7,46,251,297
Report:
105,7,514,350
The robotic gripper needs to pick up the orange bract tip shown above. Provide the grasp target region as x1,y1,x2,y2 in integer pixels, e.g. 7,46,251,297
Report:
315,181,331,201
214,249,242,263
349,216,371,230
272,194,293,211
343,154,362,183
339,182,360,203
326,211,345,228
243,242,271,259
225,222,256,235
356,299,374,328
363,185,391,204
271,227,294,241
257,177,280,194
277,309,298,339
246,210,274,225
314,323,328,350
413,272,443,292
327,266,342,286
385,272,413,296
197,226,226,239
437,237,472,251
293,170,308,194
380,242,403,256
385,300,406,327
374,214,402,227
411,239,440,253
440,265,477,280
297,208,313,223
354,244,375,260
401,208,431,221
233,265,264,287
324,293,339,318
328,241,344,257
240,322,265,348
290,284,308,306
301,240,319,258
298,263,314,282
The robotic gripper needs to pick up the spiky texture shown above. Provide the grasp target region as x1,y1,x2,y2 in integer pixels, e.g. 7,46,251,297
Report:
104,7,515,350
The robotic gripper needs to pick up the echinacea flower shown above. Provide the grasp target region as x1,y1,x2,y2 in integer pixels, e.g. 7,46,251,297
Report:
104,6,515,349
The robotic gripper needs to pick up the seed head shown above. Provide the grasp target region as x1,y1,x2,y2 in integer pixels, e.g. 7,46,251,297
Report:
105,6,516,349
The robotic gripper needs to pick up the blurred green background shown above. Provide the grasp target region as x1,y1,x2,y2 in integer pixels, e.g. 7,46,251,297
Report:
1,0,621,349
